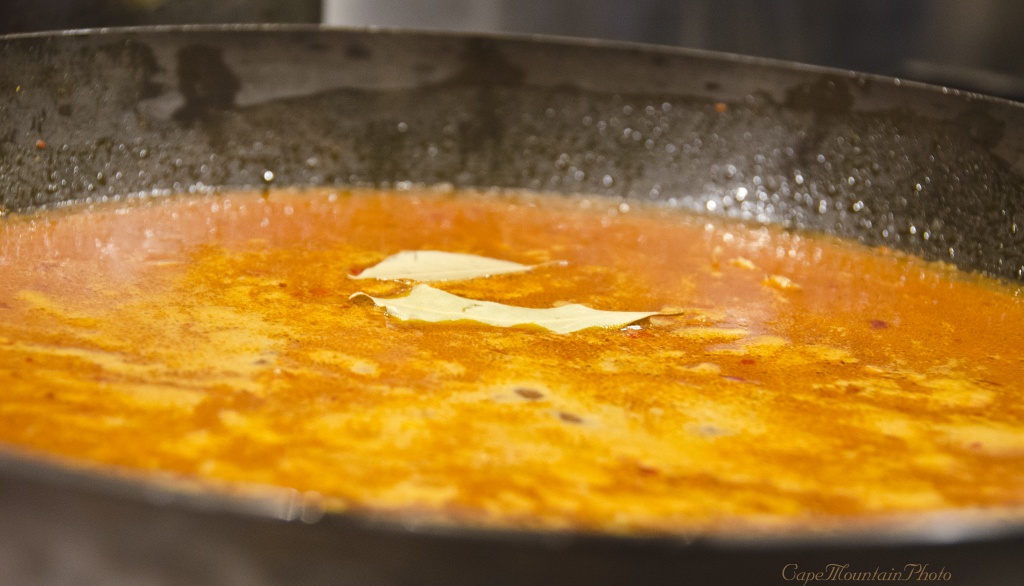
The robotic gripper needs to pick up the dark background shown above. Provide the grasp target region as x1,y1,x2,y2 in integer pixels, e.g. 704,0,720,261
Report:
3,0,1024,101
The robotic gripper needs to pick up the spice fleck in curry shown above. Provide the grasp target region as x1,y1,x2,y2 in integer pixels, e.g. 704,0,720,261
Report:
1,188,1023,536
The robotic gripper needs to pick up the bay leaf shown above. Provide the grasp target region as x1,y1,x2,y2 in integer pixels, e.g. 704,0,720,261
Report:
350,250,545,282
351,284,660,334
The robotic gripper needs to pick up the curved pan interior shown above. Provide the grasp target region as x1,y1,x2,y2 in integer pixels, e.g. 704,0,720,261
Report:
1,25,1024,585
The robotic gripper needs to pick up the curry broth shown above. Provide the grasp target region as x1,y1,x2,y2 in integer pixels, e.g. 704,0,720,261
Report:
1,188,1023,535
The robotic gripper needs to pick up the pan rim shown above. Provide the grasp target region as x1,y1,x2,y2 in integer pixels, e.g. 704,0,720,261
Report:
2,24,1024,555
3,439,1024,551
1,23,1021,112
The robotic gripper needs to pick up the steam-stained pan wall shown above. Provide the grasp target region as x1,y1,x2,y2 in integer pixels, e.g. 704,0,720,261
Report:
2,26,1023,279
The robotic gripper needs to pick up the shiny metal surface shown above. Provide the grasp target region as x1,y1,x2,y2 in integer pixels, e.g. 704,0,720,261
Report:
323,0,1024,100
2,25,1024,585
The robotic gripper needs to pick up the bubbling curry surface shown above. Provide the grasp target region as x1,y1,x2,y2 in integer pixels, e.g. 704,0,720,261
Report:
1,188,1023,536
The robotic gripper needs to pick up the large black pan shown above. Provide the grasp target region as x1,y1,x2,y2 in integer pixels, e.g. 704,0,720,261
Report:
1,26,1023,585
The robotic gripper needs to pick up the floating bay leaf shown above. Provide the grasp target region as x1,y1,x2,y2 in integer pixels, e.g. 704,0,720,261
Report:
350,251,544,282
351,284,660,334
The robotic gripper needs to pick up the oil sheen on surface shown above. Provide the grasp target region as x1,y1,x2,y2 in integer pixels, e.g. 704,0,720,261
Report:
1,188,1023,536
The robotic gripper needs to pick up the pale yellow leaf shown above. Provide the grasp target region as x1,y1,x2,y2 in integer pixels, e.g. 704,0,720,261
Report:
350,251,543,282
350,284,660,334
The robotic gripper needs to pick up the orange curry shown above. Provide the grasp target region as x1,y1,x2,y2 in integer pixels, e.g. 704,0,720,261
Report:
1,188,1022,536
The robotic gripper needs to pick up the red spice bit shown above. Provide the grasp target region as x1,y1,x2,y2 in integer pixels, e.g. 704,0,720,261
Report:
557,412,583,424
349,266,365,276
714,102,728,113
637,464,660,477
277,282,288,288
309,287,329,297
25,357,33,363
968,442,984,451
869,319,888,330
515,388,544,400
740,358,755,365
845,384,862,395
35,139,47,149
